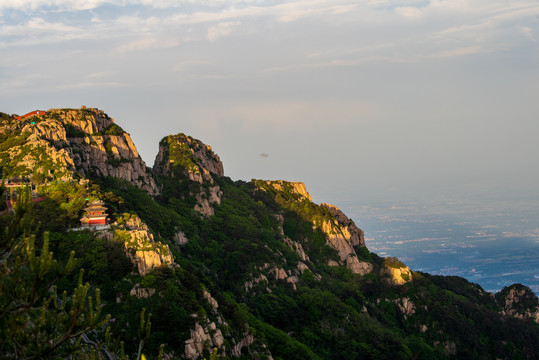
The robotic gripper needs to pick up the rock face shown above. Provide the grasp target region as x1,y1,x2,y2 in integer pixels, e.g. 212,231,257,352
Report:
263,180,312,202
130,283,156,299
317,205,372,275
153,133,224,181
257,180,372,276
381,258,413,286
497,284,539,323
0,107,158,195
113,213,174,275
193,185,222,217
395,297,416,319
183,289,273,360
320,203,365,250
153,133,224,216
184,322,225,360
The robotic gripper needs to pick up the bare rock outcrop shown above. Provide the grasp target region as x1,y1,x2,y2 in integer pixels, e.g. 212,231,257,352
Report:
114,213,174,276
262,180,312,202
496,284,539,323
184,321,225,360
381,258,413,286
173,231,189,245
317,217,372,275
153,133,224,182
283,237,310,262
257,181,372,276
153,133,224,216
0,107,158,194
184,292,272,360
193,185,223,217
320,203,365,250
394,297,416,319
130,283,156,299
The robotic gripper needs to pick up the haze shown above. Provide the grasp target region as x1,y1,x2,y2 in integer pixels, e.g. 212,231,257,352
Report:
1,0,538,206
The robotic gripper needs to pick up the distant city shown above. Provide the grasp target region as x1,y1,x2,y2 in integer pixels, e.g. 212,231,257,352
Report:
342,197,539,294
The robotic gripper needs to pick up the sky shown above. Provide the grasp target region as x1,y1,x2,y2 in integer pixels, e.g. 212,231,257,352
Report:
1,0,538,207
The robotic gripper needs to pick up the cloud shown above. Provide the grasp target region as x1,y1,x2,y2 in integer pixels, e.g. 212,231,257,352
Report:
188,100,378,134
432,46,482,58
395,6,423,18
87,71,113,78
0,17,82,37
117,37,179,53
54,80,127,90
207,21,239,41
520,25,535,41
0,0,112,12
171,60,212,72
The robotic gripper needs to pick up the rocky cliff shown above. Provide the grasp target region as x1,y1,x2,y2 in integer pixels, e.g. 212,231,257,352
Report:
0,107,158,195
153,133,224,182
262,180,312,202
497,284,539,322
320,203,365,250
257,180,373,276
101,213,174,276
153,133,224,216
318,203,372,275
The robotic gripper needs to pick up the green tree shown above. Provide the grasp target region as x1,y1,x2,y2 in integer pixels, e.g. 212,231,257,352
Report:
0,188,110,359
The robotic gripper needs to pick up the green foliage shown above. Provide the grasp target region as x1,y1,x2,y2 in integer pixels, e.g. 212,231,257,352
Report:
0,130,70,182
248,314,321,360
65,125,86,137
0,130,28,152
163,134,200,176
97,177,184,239
356,246,373,261
0,112,11,122
32,181,88,231
496,283,539,314
401,271,410,281
384,256,407,269
48,230,133,298
106,156,131,167
0,188,110,359
104,123,125,136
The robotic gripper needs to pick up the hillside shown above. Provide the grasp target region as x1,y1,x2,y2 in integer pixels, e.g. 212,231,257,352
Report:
1,107,538,360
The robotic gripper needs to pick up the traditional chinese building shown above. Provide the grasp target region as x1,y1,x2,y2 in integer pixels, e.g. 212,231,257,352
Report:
13,110,46,120
80,199,108,227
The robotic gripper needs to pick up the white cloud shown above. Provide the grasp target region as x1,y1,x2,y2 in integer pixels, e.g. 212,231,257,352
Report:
520,25,535,41
190,100,378,134
117,37,179,53
54,80,127,90
0,17,84,45
171,60,212,72
87,71,113,78
207,21,239,41
395,6,423,18
432,45,482,58
0,0,113,12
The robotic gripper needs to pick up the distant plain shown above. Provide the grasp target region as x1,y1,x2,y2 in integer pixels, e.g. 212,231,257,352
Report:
342,197,539,293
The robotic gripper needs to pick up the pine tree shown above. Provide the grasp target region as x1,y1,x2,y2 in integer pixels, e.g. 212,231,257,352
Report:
0,187,110,359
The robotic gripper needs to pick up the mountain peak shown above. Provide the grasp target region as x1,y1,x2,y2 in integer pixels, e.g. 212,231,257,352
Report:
153,133,224,183
0,107,158,194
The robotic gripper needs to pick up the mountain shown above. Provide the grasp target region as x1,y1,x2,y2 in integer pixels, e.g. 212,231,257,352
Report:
1,107,538,360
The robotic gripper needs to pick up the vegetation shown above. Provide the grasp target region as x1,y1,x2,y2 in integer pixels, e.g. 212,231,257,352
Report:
104,123,125,136
0,188,109,359
1,109,538,359
65,125,86,138
163,134,200,176
384,256,407,269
